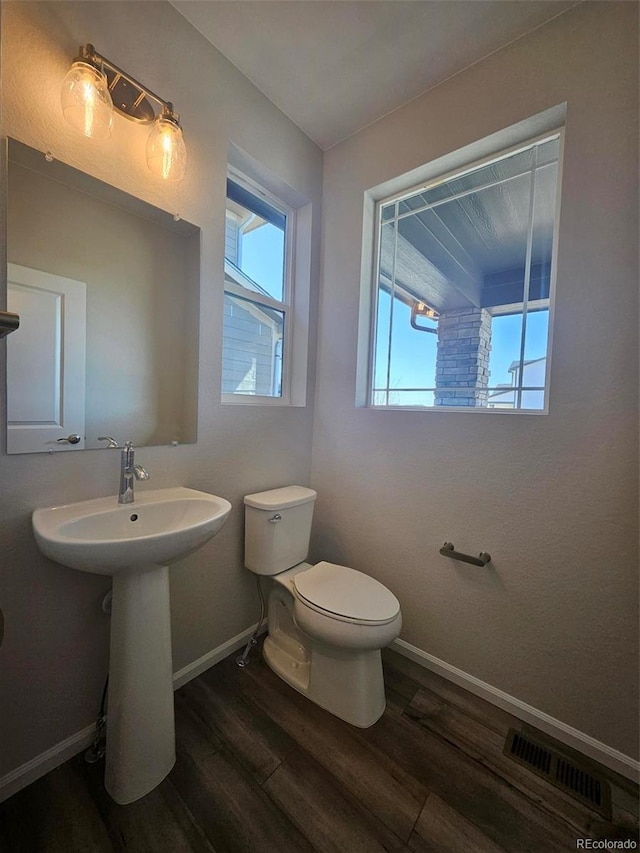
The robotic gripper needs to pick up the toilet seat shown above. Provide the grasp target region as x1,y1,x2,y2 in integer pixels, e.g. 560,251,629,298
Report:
293,561,400,625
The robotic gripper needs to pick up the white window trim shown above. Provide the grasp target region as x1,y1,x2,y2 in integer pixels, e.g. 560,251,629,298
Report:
361,125,565,416
221,163,311,406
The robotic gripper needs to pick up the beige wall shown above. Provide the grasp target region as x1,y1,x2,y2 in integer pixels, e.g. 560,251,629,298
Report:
311,2,639,759
0,1,322,777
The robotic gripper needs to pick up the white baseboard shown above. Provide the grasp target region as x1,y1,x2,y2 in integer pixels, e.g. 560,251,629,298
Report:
0,723,96,804
4,629,635,804
0,622,264,804
391,638,640,784
172,621,265,690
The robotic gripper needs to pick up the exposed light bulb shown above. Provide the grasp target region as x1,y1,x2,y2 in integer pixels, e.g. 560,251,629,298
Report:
146,114,186,182
61,61,113,140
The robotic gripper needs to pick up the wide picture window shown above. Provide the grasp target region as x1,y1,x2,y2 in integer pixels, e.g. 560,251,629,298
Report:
371,133,562,411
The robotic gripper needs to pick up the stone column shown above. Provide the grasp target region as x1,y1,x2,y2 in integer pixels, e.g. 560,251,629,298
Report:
434,307,492,406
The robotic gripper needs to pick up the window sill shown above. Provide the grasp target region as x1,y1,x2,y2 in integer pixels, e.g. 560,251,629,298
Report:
365,404,548,415
222,393,304,407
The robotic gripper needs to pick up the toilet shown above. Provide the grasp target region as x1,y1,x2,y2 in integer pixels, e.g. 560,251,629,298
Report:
244,485,402,727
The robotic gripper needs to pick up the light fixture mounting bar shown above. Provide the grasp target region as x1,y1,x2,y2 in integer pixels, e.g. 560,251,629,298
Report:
79,44,179,124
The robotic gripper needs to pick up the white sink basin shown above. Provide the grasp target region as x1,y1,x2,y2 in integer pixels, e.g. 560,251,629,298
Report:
32,486,232,805
33,487,232,575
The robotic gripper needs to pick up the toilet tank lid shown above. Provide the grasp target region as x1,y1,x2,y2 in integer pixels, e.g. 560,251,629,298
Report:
244,485,317,510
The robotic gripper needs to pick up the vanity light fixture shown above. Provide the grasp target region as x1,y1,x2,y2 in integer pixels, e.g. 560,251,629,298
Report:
61,44,187,181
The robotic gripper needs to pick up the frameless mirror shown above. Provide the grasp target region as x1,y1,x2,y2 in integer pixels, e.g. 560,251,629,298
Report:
5,138,200,454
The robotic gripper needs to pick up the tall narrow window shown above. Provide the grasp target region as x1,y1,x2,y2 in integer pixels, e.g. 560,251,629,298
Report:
370,132,562,411
222,174,293,400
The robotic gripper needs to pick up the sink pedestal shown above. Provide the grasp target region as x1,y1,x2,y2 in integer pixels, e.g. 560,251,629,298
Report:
32,487,232,804
105,565,175,804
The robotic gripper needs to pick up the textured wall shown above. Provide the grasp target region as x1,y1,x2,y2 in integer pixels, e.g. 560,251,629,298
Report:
0,1,322,777
311,2,639,759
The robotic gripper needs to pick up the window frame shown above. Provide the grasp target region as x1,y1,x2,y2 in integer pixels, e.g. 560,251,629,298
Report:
222,167,297,406
367,127,564,415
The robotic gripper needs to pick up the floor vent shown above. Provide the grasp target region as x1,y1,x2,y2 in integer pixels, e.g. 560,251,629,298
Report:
504,729,611,818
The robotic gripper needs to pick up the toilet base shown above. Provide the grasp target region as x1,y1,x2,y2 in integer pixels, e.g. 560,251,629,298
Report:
263,634,386,728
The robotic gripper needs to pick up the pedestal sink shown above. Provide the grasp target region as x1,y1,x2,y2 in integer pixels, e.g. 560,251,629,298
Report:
32,487,232,804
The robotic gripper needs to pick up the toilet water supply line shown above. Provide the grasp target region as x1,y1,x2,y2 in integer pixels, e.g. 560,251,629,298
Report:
236,578,267,667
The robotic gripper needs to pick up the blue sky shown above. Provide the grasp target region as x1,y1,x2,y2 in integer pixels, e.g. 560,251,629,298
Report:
238,222,285,301
374,290,549,397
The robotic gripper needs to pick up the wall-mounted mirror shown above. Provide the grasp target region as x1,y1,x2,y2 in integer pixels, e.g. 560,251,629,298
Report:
5,139,200,454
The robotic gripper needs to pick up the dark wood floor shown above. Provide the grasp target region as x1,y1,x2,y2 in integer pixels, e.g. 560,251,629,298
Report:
1,642,638,852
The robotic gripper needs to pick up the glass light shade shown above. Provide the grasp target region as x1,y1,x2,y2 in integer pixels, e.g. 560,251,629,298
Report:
146,115,187,182
61,61,114,140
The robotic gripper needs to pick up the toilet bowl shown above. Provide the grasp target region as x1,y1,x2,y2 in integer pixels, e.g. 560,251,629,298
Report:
244,486,402,727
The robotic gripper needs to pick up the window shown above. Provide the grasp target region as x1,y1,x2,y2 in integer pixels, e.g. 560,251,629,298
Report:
369,132,562,411
222,173,293,400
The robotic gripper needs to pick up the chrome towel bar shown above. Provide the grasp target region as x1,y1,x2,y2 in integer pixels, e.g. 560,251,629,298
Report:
440,541,491,567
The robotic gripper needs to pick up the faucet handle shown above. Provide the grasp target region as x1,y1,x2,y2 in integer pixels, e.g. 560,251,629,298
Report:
97,436,119,448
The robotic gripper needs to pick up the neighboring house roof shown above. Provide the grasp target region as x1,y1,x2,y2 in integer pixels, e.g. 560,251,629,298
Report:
508,356,546,374
224,259,272,300
488,384,516,401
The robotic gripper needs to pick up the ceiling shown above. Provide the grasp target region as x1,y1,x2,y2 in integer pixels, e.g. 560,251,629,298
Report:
171,0,577,149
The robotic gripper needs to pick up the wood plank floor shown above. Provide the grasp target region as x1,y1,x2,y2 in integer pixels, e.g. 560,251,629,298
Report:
1,642,638,852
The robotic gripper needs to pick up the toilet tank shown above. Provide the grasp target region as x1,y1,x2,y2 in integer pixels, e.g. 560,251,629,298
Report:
244,486,317,575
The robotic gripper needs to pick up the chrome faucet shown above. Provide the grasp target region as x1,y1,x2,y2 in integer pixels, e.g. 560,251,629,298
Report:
118,441,150,504
97,435,119,448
